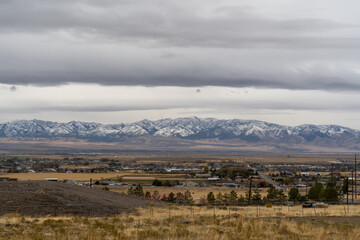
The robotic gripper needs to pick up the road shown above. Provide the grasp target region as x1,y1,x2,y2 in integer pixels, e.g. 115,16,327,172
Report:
247,164,287,193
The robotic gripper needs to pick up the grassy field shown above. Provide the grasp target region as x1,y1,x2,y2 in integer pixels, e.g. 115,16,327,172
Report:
2,205,360,239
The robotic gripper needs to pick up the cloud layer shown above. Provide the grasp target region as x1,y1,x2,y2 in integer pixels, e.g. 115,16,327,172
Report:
0,0,360,90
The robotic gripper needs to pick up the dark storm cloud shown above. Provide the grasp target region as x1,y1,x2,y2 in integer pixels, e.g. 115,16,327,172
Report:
0,0,356,48
0,0,360,90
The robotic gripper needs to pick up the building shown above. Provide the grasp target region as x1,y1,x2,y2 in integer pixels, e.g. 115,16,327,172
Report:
182,181,199,187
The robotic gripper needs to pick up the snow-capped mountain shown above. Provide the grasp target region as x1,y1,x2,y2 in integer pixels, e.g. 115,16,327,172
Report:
0,117,360,152
0,117,358,146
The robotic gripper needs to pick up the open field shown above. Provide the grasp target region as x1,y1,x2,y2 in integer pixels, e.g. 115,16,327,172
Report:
1,151,357,164
0,135,358,153
0,172,202,182
0,172,129,181
2,205,360,240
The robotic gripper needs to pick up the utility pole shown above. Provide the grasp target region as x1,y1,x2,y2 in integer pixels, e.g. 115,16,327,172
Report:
355,155,357,199
352,171,354,204
248,176,252,205
347,177,349,205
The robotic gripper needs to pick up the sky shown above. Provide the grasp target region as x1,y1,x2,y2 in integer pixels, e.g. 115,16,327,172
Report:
1,0,360,128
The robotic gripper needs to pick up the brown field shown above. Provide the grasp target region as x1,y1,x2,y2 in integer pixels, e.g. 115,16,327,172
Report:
2,204,360,239
1,151,357,164
0,172,130,181
0,172,201,181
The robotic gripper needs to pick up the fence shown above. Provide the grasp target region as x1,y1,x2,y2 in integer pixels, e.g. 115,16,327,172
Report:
1,203,360,219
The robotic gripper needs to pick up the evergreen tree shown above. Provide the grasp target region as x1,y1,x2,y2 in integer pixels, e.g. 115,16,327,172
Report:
207,192,215,205
308,183,324,200
251,189,262,203
244,190,251,203
266,185,279,202
223,192,230,204
134,184,144,197
184,190,194,204
127,187,134,195
288,187,301,202
152,179,162,186
229,190,238,204
215,192,223,204
168,192,175,202
238,194,245,204
278,190,287,203
144,191,151,198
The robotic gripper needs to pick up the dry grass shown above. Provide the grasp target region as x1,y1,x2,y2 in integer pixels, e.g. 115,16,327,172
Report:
1,205,360,240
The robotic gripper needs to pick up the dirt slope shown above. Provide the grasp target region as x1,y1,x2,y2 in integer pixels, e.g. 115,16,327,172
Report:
0,181,146,216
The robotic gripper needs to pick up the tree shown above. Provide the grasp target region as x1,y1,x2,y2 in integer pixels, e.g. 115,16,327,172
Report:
238,194,245,204
168,192,175,202
164,180,171,187
133,185,144,197
321,186,339,202
215,192,223,204
308,183,323,200
266,186,279,202
152,179,162,186
288,187,301,202
229,190,238,204
265,186,287,203
207,192,215,205
244,190,251,204
144,191,151,198
223,193,230,204
321,180,341,202
127,187,134,195
278,190,287,203
251,189,262,203
175,192,185,203
203,165,209,173
184,190,194,204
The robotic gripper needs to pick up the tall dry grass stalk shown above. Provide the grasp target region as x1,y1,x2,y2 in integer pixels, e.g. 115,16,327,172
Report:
1,205,360,239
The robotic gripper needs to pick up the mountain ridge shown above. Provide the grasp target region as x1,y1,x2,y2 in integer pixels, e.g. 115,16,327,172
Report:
0,117,358,144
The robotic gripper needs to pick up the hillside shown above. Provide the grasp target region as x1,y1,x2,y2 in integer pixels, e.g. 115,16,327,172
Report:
0,181,146,216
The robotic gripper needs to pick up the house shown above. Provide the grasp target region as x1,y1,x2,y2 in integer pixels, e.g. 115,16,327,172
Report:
301,172,310,177
208,177,220,181
182,181,199,187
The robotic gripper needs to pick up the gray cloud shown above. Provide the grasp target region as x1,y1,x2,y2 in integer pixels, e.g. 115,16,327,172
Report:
0,0,359,90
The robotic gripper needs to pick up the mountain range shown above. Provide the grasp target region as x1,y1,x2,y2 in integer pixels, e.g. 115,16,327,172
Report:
0,117,359,152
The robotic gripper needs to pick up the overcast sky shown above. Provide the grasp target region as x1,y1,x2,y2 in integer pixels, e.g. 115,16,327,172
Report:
1,0,360,128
